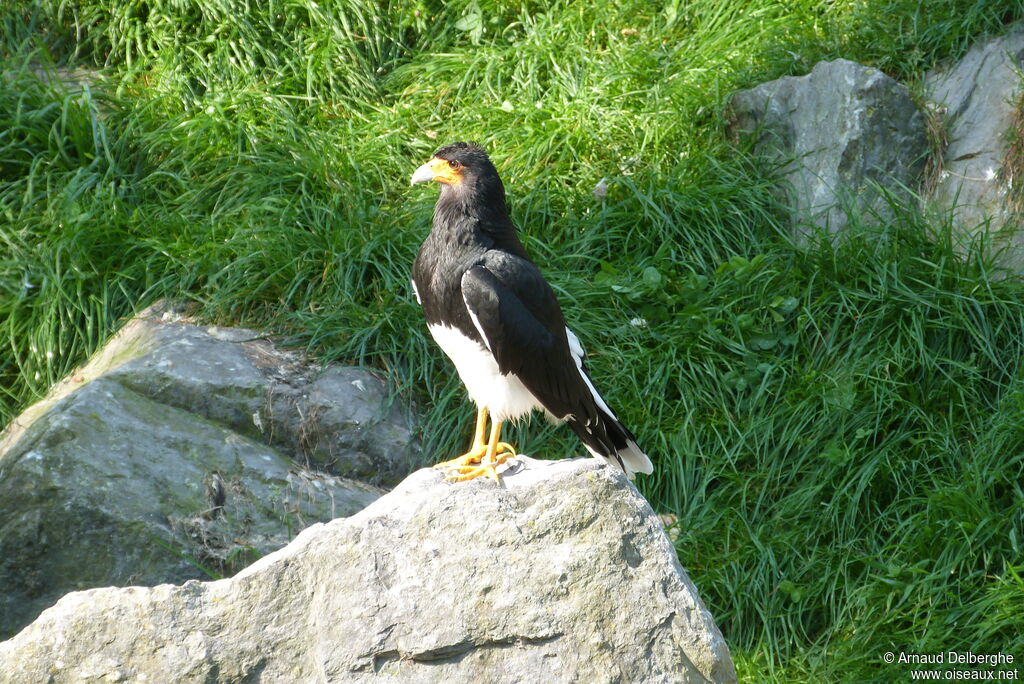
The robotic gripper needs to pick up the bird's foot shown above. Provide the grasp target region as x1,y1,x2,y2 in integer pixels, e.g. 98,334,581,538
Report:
434,443,517,484
443,450,515,484
433,442,516,470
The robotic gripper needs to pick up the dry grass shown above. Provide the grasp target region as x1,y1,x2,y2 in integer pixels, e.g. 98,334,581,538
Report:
1000,87,1024,213
921,99,951,197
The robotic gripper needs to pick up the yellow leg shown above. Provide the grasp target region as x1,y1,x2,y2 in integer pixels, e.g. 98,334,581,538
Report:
446,419,514,483
434,408,515,470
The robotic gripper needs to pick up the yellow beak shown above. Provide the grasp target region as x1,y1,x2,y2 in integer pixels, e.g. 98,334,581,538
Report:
410,157,463,185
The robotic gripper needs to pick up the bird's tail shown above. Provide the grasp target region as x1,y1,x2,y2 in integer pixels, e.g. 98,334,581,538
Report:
569,409,654,479
563,327,653,478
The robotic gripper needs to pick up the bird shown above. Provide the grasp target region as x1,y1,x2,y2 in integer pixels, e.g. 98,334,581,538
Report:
410,141,653,483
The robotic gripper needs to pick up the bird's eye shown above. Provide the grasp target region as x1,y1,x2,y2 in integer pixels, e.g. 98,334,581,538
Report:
448,159,461,169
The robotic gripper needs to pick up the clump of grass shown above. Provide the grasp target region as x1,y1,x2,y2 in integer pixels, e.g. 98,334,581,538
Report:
920,99,950,199
1001,89,1024,215
826,0,1020,77
2,0,1024,680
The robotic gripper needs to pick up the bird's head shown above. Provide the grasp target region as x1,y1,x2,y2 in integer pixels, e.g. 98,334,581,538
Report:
410,141,501,192
411,141,515,232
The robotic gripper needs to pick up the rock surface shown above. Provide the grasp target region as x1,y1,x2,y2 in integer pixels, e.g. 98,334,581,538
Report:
3,301,415,484
0,302,410,637
729,58,928,236
925,24,1024,240
0,458,737,684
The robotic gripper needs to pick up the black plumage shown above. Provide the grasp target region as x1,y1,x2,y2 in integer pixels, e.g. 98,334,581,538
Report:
411,141,652,478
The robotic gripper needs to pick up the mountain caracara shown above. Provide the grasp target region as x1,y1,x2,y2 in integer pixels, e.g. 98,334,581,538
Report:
410,141,653,483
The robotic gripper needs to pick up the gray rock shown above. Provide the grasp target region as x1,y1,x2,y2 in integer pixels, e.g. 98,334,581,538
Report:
4,301,416,484
925,24,1024,242
0,458,737,684
0,302,410,637
729,58,929,236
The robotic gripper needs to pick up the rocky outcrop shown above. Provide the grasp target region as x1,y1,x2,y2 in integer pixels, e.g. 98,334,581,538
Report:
0,302,412,637
3,301,415,483
0,457,736,683
729,58,929,236
925,24,1024,238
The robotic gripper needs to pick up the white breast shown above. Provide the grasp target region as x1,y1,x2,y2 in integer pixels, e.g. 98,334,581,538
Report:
427,324,543,423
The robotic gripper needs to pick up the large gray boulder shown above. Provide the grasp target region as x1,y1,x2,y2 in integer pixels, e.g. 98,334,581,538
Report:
0,458,737,684
729,58,929,236
0,302,410,637
5,301,416,484
925,24,1024,241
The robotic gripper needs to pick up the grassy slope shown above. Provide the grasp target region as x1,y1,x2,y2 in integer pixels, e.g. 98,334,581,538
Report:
2,0,1023,680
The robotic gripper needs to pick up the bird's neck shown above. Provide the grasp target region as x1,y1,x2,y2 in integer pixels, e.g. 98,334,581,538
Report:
433,184,526,256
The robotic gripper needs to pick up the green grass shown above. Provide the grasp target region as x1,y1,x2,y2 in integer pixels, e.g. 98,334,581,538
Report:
2,0,1024,680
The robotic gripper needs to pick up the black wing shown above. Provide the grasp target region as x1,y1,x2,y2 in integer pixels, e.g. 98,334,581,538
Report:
461,251,649,472
460,252,600,425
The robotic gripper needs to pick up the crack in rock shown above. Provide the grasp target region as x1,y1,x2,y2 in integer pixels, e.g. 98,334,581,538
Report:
371,632,563,672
